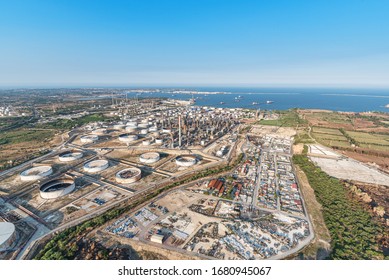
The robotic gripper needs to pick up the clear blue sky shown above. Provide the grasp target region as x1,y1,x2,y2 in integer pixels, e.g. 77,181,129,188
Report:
0,0,388,87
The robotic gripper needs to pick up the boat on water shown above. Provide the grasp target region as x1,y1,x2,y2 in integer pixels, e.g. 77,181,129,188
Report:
385,104,389,108
266,100,274,104
252,102,259,105
220,101,225,104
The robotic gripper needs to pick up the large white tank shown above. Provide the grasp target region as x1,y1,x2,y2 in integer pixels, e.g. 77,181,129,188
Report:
0,222,16,252
83,160,109,173
139,152,160,164
39,179,75,199
175,155,197,167
118,134,138,143
58,150,83,162
115,168,142,184
20,166,53,181
80,134,99,143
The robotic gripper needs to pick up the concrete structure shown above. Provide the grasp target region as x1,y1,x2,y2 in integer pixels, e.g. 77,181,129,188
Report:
115,167,142,184
138,123,149,129
175,155,197,167
20,165,53,181
139,152,160,164
150,233,164,244
118,133,138,143
39,178,75,199
92,128,107,135
113,124,126,130
0,222,16,252
83,160,109,173
80,134,99,144
125,126,137,133
142,140,151,146
58,150,83,162
140,128,149,135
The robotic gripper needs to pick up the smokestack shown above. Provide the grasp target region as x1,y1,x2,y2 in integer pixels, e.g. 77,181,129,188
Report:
178,115,182,147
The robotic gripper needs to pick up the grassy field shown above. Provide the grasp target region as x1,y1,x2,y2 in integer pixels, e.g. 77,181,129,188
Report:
359,143,389,152
345,131,389,146
259,109,307,127
311,126,350,148
0,129,56,145
312,127,343,135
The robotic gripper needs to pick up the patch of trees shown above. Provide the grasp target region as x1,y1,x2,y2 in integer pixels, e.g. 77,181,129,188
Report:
293,152,386,259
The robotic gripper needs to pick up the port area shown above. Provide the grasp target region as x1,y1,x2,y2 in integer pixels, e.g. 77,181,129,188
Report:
98,133,314,260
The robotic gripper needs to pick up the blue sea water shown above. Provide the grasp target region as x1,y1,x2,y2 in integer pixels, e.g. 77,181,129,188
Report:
124,87,389,113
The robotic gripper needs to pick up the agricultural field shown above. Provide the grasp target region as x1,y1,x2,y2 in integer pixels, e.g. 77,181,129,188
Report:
345,131,389,146
311,127,351,148
259,109,307,127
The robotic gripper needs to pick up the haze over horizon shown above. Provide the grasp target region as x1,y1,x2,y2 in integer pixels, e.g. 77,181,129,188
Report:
1,0,389,88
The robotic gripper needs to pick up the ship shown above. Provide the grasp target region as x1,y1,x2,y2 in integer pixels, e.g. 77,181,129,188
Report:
266,100,274,104
386,104,389,108
220,101,225,104
252,102,259,105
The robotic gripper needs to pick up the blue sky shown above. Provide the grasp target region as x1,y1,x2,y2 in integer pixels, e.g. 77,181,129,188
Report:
0,0,388,87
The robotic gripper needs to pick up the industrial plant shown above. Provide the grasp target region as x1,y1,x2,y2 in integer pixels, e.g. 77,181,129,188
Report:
0,97,313,261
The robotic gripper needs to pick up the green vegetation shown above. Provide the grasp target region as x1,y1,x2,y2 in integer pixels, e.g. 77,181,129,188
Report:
312,127,343,136
258,109,307,127
37,113,117,130
339,128,359,146
0,129,55,146
293,150,385,259
35,154,245,260
346,131,389,147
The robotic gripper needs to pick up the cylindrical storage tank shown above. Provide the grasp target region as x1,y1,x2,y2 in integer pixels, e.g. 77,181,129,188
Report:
80,134,99,143
139,152,160,164
142,140,151,146
58,150,83,162
155,138,163,144
125,126,137,133
126,121,138,127
115,167,142,184
175,155,197,167
119,133,138,143
20,166,53,181
92,128,107,135
138,123,149,129
39,179,75,199
0,222,16,252
113,124,126,130
83,160,109,173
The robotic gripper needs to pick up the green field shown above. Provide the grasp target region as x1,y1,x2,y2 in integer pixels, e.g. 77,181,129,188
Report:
312,127,343,136
311,127,350,148
359,143,389,152
317,139,351,148
258,110,307,127
345,131,389,146
310,112,352,125
0,129,56,146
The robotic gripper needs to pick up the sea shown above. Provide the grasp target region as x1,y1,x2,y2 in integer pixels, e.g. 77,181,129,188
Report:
121,87,389,113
